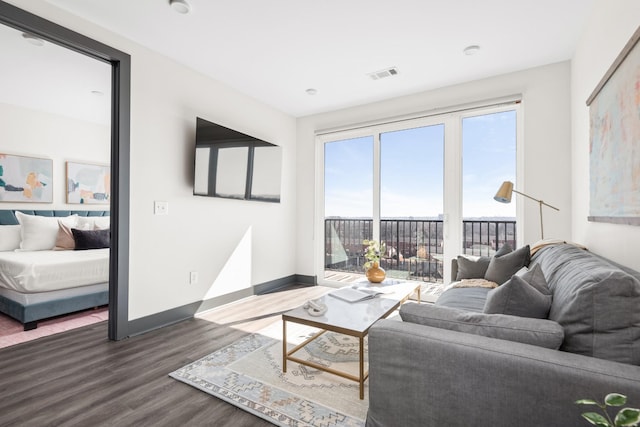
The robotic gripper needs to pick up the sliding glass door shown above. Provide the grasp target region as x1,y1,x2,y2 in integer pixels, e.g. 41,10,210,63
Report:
317,103,520,287
380,125,444,282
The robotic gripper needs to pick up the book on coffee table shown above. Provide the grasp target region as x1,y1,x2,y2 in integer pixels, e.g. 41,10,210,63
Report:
328,286,393,303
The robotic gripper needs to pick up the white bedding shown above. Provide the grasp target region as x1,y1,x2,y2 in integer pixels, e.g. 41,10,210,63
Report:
0,249,109,293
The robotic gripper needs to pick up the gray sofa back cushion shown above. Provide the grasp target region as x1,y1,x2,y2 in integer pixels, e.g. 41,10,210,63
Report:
400,303,564,349
532,244,640,365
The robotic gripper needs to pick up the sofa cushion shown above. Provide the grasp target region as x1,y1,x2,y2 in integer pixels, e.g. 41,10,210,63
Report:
435,287,491,312
483,273,551,319
400,303,564,349
532,244,640,365
484,244,531,285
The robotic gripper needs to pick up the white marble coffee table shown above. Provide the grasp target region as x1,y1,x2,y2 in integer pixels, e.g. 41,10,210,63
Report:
282,280,420,399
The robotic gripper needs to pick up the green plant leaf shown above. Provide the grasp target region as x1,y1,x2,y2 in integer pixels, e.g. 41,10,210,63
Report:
582,412,612,426
606,394,628,407
614,408,640,426
577,399,600,406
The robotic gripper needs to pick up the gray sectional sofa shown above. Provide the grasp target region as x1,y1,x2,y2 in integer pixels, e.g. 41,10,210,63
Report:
366,244,640,427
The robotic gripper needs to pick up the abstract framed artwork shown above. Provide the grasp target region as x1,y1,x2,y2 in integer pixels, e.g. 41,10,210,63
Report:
587,25,640,225
66,162,110,204
0,153,53,203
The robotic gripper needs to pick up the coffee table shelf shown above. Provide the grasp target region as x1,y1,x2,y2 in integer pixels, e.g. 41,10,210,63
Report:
282,281,419,399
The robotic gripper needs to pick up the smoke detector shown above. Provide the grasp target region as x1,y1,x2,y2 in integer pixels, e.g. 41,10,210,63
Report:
367,67,399,81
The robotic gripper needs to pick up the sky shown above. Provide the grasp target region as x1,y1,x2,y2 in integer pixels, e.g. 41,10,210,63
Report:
324,110,516,219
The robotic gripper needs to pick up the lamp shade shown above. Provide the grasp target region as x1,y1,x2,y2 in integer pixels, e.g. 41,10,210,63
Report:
494,181,514,203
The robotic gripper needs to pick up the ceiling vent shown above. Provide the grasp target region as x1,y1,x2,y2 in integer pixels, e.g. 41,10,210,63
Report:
367,67,399,80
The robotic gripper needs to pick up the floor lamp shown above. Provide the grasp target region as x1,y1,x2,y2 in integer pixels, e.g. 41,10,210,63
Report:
494,181,559,240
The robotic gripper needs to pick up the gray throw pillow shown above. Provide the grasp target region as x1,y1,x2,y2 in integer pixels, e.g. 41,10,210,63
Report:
400,303,564,349
484,244,531,285
519,264,550,295
494,243,513,257
455,256,491,280
483,274,552,319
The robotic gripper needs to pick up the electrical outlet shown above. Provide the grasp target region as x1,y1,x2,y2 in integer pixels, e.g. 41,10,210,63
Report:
154,201,169,215
189,271,198,284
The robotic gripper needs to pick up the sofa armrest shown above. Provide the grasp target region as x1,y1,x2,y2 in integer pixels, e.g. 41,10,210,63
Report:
366,319,640,427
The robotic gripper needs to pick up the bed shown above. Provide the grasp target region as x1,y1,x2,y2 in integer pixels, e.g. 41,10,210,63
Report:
0,210,110,330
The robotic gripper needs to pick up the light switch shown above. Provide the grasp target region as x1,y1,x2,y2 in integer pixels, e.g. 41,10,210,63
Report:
154,201,169,215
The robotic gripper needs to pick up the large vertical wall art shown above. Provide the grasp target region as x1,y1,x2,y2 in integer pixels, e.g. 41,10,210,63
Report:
587,25,640,225
0,153,53,203
66,161,110,204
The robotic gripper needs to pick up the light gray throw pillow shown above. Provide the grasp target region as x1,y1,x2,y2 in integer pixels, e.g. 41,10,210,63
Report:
483,272,552,319
484,244,531,285
400,303,564,349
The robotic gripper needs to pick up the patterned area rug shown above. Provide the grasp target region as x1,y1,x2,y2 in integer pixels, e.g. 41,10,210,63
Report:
170,321,368,426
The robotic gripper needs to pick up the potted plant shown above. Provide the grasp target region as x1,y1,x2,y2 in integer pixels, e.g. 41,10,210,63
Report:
363,239,386,283
576,393,640,426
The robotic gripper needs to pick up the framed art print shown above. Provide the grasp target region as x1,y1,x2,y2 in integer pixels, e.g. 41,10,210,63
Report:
587,25,640,225
0,153,53,203
66,161,110,204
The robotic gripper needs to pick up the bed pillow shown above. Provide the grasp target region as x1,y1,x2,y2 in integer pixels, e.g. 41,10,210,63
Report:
54,219,93,250
484,244,531,285
72,228,110,250
0,225,22,251
16,212,78,251
77,215,110,230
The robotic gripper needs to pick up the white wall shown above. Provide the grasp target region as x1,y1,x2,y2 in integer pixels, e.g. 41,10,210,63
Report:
571,0,640,270
296,62,572,276
9,0,298,320
0,102,110,208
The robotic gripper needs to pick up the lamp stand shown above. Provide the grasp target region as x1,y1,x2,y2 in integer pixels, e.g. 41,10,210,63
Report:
512,189,559,240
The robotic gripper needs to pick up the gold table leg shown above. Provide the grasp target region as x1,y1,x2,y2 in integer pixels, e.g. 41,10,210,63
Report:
282,319,287,372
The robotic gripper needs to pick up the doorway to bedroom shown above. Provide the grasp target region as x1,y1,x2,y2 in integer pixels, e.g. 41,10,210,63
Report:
0,19,112,348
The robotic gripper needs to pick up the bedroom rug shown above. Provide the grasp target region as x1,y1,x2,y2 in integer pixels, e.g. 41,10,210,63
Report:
0,307,108,349
170,321,368,426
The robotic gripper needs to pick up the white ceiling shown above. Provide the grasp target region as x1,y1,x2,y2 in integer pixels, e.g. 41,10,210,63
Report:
7,0,595,120
0,22,111,125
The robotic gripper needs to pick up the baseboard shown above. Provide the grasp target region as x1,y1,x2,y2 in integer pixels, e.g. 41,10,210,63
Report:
127,288,252,337
127,274,317,337
253,274,316,295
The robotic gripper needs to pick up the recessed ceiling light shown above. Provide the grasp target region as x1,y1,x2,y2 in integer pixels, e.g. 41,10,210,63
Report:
169,0,191,14
22,33,45,47
463,45,480,56
305,88,318,96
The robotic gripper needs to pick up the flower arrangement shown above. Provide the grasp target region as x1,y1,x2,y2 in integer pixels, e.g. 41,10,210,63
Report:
363,239,386,270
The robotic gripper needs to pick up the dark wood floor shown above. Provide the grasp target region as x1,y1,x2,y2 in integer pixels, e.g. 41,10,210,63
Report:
0,285,329,427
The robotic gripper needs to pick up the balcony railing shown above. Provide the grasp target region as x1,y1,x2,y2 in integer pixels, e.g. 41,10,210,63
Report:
325,218,516,283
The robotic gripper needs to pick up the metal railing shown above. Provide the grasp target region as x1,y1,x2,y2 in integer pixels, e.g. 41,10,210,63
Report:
325,218,516,283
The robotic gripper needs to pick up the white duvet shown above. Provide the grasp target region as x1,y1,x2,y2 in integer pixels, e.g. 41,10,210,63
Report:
0,249,109,293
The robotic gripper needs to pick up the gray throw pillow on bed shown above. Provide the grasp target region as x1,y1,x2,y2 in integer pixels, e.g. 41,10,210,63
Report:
483,273,552,319
400,303,564,349
484,244,531,285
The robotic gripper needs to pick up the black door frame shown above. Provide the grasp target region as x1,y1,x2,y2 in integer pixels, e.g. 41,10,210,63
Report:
0,1,130,340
